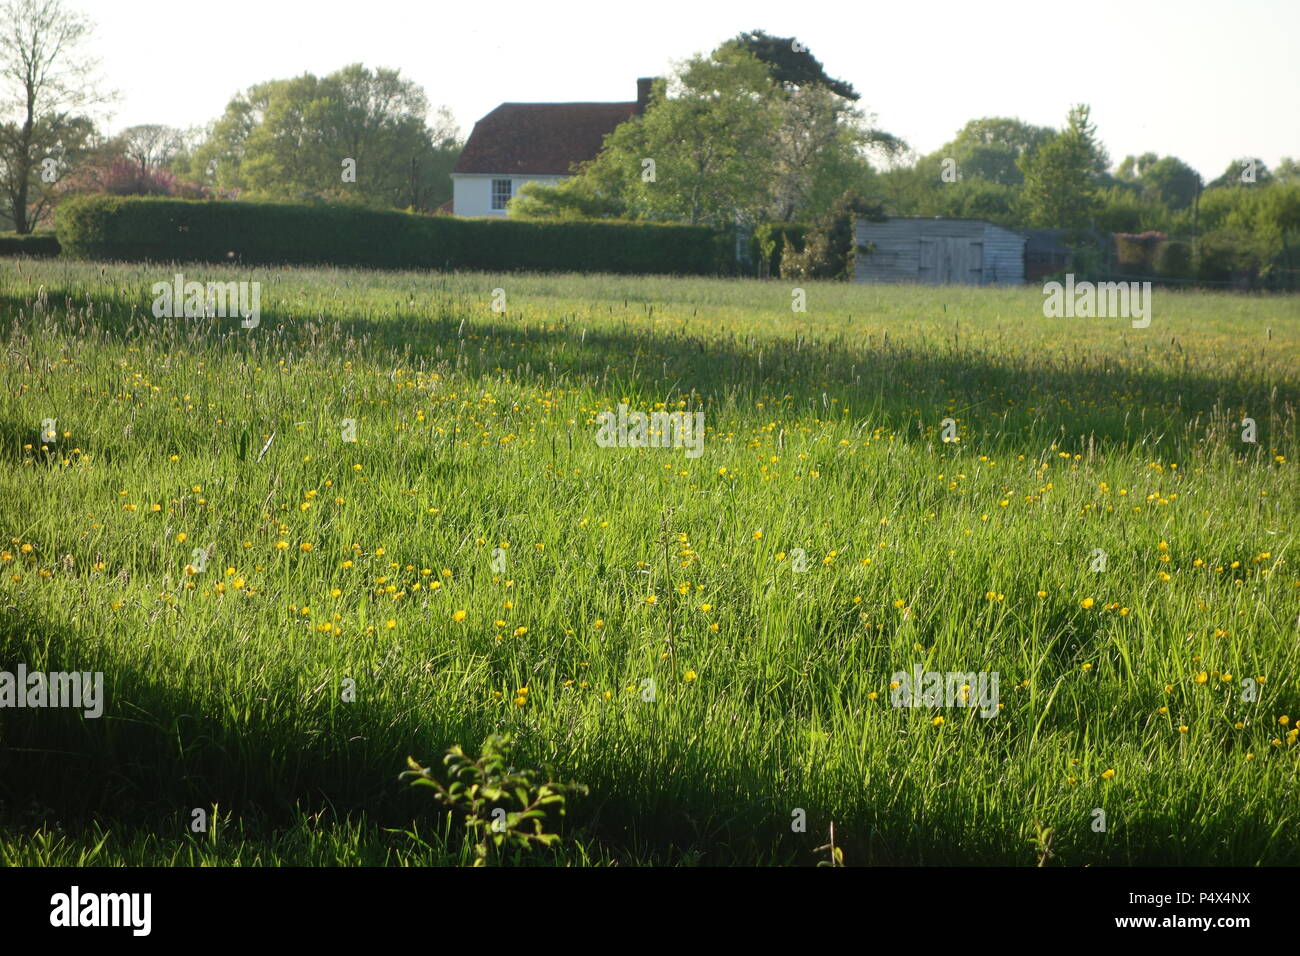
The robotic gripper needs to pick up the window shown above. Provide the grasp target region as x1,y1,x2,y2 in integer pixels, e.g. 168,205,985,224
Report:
491,179,513,210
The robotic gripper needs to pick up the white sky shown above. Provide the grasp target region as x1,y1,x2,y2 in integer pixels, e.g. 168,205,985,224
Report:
79,0,1299,180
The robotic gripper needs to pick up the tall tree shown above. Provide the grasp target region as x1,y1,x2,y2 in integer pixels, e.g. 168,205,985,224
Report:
938,117,1053,186
0,0,110,232
1207,157,1273,190
515,37,900,225
1116,151,1159,181
114,124,185,177
1018,104,1108,229
1116,153,1202,210
1274,157,1299,184
516,49,782,226
185,80,276,192
189,65,460,210
767,85,896,221
726,29,858,100
727,30,900,220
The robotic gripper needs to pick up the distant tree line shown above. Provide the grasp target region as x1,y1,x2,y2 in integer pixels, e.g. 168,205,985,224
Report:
513,30,1297,286
1,4,1293,286
879,105,1298,286
0,0,462,234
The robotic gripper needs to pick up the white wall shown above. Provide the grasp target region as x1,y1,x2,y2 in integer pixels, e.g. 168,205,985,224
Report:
451,174,566,217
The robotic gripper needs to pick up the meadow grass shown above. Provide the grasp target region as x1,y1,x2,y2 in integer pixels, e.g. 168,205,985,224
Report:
1,258,1298,865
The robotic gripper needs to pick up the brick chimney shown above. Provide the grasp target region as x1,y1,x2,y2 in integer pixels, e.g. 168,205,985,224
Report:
636,77,655,114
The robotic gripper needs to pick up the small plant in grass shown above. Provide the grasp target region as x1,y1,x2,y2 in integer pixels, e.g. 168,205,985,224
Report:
1029,818,1055,867
815,821,845,867
400,734,587,866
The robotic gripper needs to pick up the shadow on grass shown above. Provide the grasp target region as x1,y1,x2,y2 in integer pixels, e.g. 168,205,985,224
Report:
1,604,1296,864
1,292,1296,462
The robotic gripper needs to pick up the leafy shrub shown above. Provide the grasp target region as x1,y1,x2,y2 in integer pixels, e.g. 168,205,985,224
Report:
400,735,586,866
751,222,807,278
1155,239,1193,280
102,160,181,197
1113,231,1166,276
1195,228,1271,287
782,191,885,280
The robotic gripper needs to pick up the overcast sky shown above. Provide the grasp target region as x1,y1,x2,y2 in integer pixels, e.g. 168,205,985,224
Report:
80,0,1298,180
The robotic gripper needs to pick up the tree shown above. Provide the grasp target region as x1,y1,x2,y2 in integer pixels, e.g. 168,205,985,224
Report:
1116,153,1201,210
939,117,1054,186
188,65,460,210
185,81,273,193
1190,180,1299,287
870,117,1050,222
1018,104,1108,229
718,32,901,221
515,38,901,226
1206,157,1273,190
415,106,462,209
726,29,858,99
767,84,895,221
1116,152,1157,181
800,126,885,220
875,159,931,217
1096,184,1154,233
517,50,782,226
0,0,110,232
631,51,782,225
933,178,1019,225
114,124,185,177
46,123,196,199
1199,180,1300,236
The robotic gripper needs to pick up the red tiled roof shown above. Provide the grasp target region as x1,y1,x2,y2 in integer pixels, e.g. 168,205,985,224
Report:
453,102,640,176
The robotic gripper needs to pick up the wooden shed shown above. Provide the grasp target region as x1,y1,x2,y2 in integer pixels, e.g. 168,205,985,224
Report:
854,218,1026,285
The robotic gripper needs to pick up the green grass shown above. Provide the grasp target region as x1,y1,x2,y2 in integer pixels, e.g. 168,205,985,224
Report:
1,258,1298,866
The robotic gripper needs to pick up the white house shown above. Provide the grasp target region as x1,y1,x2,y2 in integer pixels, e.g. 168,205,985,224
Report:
447,79,653,217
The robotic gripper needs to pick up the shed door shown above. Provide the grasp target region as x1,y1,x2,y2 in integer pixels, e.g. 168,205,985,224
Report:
918,238,985,284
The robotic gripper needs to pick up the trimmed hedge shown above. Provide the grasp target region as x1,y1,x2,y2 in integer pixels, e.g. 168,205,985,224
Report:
0,231,61,257
57,196,733,275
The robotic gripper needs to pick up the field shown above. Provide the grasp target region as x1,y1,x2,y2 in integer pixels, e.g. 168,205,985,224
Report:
1,258,1297,866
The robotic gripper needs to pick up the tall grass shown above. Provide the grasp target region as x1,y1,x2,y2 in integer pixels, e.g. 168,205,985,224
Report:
1,259,1297,865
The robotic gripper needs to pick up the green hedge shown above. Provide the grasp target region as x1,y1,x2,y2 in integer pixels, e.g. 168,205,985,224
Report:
56,196,733,275
0,231,60,257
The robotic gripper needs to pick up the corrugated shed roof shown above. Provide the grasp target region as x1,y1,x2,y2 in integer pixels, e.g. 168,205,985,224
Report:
453,102,640,176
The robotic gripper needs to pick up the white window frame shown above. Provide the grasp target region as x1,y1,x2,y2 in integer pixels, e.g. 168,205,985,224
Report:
491,178,513,211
